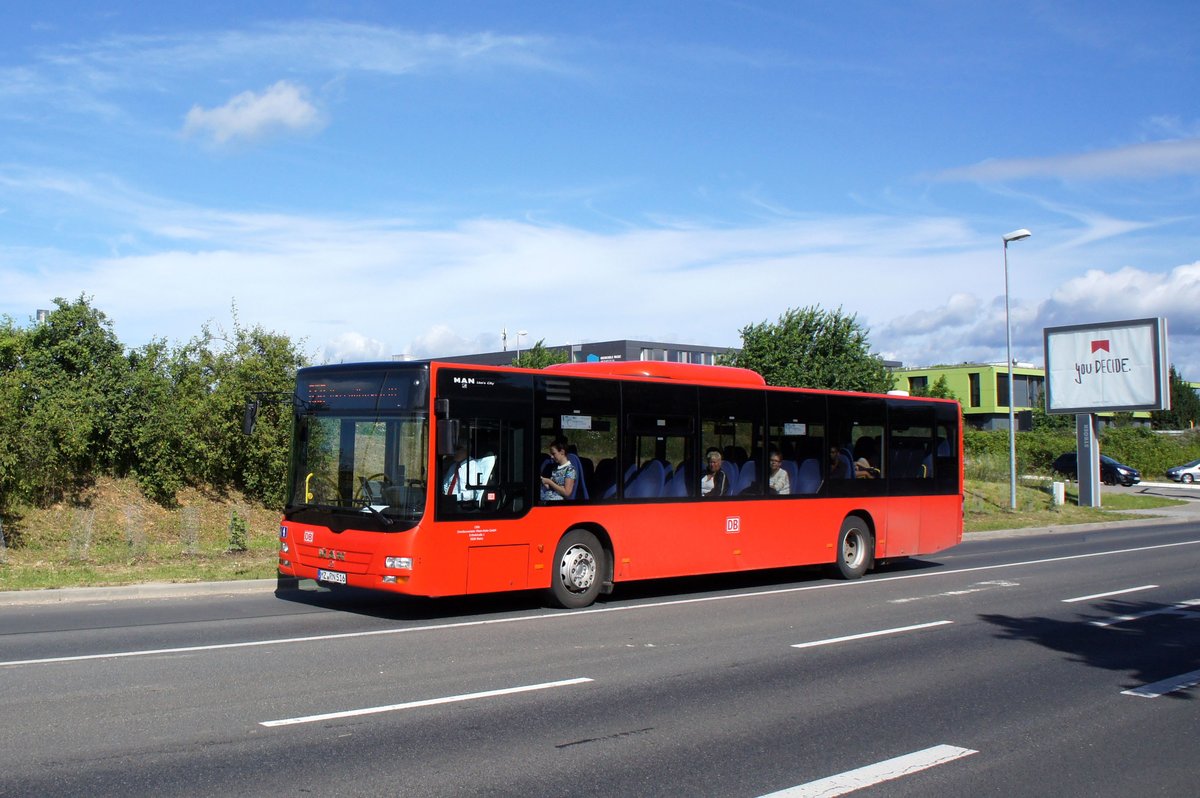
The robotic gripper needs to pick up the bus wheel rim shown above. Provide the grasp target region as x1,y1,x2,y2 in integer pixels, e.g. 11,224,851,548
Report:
843,531,864,568
560,544,596,593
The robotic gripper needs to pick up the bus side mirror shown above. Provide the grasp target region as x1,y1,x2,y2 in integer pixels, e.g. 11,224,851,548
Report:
434,397,450,420
242,399,259,435
437,419,460,455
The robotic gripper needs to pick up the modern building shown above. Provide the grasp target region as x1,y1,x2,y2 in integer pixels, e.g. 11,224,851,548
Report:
892,363,1044,431
433,339,736,367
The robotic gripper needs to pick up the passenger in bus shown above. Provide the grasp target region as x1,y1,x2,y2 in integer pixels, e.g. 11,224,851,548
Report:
700,448,729,497
767,449,790,495
540,439,577,501
855,456,879,479
829,446,851,478
854,437,880,479
442,445,470,497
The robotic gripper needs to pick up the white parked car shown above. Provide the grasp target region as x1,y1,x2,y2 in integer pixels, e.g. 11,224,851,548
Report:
1165,459,1200,484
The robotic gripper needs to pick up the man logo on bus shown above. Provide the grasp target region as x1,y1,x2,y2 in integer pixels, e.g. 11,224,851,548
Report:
453,376,476,386
726,516,741,534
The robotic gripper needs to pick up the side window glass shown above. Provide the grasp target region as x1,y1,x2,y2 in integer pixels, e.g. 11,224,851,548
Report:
887,401,935,495
625,414,693,500
766,392,826,496
621,382,697,501
536,376,619,501
933,403,960,494
827,397,886,497
698,388,762,499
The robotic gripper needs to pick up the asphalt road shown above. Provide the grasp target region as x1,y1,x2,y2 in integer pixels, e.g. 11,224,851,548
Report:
2,515,1199,797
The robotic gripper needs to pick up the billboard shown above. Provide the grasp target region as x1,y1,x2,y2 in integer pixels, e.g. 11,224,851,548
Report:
1043,317,1170,414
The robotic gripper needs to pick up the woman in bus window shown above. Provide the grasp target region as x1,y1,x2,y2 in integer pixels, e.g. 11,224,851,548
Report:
767,449,790,494
700,448,729,497
540,439,577,501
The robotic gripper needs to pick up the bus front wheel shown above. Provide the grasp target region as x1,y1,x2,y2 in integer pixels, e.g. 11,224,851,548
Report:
834,516,872,580
549,529,604,609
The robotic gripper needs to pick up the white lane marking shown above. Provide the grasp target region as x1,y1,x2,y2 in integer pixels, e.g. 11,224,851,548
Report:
5,538,1199,668
1063,584,1158,603
260,677,593,727
889,579,1019,604
758,744,978,797
791,621,953,650
1089,598,1200,628
1122,669,1200,698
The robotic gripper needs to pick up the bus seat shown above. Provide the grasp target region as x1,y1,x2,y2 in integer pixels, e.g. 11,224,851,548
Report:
734,460,757,495
720,460,739,491
781,459,799,492
664,462,691,497
795,458,821,493
594,458,616,498
626,460,665,498
836,448,855,479
568,453,588,500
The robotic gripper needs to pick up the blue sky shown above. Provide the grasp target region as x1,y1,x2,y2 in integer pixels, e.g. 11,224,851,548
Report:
2,1,1199,377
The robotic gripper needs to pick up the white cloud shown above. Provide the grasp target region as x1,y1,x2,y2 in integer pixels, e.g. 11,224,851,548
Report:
320,331,389,364
882,262,1200,375
935,138,1200,182
3,168,1199,379
0,21,563,126
183,80,323,145
1037,262,1200,334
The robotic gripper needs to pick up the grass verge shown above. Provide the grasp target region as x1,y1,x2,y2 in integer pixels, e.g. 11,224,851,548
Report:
0,477,279,591
964,477,1184,532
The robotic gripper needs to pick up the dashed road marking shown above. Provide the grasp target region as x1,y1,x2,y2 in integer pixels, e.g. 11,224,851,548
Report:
757,744,978,797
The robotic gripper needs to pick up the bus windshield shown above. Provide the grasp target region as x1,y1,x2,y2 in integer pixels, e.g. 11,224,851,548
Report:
286,365,430,530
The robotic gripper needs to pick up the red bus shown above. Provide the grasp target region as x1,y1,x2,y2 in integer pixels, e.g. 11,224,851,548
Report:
277,360,962,608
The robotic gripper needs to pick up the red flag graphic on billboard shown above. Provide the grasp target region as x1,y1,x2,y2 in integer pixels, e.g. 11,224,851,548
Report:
1091,340,1110,353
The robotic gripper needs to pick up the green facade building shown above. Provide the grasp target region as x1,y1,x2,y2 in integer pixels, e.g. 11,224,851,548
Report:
891,364,1045,431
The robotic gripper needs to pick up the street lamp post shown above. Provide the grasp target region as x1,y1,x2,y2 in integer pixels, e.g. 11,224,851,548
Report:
1002,228,1031,510
515,330,528,366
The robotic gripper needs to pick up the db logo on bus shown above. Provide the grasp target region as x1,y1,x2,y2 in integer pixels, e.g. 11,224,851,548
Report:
725,516,741,534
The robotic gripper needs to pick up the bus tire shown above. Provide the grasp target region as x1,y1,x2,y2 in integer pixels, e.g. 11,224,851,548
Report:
549,529,604,609
834,515,872,580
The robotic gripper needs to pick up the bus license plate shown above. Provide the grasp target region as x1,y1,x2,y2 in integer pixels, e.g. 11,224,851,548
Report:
317,569,347,585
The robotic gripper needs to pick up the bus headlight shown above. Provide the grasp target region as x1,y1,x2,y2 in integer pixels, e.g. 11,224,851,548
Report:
385,557,413,570
280,541,290,553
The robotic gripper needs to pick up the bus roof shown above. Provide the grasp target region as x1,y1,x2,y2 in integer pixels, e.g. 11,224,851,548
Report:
544,360,766,387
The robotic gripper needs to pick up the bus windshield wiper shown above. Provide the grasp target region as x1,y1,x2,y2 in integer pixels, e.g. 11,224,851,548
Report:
360,503,395,527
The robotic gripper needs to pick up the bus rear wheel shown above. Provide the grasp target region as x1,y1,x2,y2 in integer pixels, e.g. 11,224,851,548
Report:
549,529,604,609
834,516,872,580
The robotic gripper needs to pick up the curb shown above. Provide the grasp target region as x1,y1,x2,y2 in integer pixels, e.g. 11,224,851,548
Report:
0,577,291,607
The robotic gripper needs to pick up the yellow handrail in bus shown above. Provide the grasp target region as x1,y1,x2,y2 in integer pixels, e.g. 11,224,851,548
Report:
305,472,314,502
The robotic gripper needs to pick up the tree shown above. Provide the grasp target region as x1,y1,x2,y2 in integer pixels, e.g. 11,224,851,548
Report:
173,313,307,508
1152,366,1200,430
719,305,893,393
513,339,568,369
19,296,129,503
